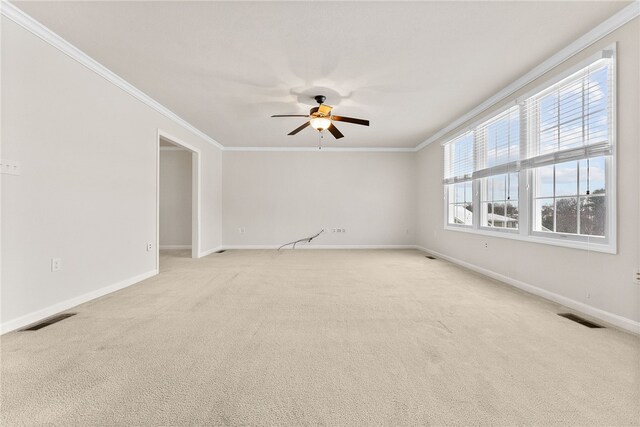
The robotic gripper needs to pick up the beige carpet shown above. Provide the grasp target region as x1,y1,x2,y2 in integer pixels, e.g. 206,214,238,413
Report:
1,249,639,426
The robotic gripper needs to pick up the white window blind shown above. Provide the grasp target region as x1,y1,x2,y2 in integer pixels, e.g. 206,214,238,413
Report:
522,53,613,169
474,105,521,179
443,132,474,184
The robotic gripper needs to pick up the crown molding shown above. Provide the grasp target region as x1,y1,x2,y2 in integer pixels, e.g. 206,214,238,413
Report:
1,0,225,151
223,146,417,153
415,1,640,151
5,0,636,154
1,1,406,154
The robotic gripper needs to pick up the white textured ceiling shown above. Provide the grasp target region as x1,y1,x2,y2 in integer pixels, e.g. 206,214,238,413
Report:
14,1,630,148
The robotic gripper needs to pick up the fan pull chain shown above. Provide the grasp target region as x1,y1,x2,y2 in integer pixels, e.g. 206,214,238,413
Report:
318,132,323,150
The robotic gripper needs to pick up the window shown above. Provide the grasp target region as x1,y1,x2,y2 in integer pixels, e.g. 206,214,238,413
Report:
527,55,612,241
443,132,474,183
475,106,521,230
479,106,520,169
481,173,519,229
530,63,609,157
447,182,473,226
444,133,474,226
533,158,606,236
442,47,615,252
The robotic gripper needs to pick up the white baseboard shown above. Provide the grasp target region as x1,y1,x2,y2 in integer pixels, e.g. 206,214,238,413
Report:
198,246,224,257
0,269,158,335
198,244,385,255
159,245,192,250
221,245,417,250
415,246,640,335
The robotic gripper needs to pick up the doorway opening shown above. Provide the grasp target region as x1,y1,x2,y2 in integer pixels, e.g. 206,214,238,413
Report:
157,131,200,268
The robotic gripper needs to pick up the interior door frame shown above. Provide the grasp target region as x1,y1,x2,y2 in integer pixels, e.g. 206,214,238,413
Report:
156,129,201,267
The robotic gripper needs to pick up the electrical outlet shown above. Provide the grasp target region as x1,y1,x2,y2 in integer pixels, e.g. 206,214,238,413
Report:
484,242,488,249
634,268,640,284
146,243,152,252
0,159,21,175
51,258,61,272
238,227,245,234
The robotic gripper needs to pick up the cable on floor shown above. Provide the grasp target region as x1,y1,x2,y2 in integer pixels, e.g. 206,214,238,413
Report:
278,229,324,250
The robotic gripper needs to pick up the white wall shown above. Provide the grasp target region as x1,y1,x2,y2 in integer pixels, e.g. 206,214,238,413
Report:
417,19,640,329
159,149,192,248
1,17,223,331
223,151,417,247
2,5,637,335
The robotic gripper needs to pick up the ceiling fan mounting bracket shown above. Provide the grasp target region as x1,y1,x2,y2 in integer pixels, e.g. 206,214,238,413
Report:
314,95,326,105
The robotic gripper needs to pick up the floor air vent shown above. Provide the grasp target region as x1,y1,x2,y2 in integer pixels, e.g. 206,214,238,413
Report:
425,255,436,260
215,250,226,254
20,313,76,331
558,313,604,328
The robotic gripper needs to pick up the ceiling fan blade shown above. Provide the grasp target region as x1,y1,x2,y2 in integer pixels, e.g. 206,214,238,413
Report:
271,114,309,118
288,121,311,135
327,123,344,139
331,115,369,126
318,104,333,116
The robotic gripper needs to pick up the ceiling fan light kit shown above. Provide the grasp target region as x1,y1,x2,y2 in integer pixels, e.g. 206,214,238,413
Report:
271,94,369,140
309,117,331,131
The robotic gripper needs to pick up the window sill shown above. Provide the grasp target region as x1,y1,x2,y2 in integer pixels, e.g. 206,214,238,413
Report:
443,224,616,254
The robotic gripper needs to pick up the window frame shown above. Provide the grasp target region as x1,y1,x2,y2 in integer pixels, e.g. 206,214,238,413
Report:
446,181,474,228
442,46,616,254
475,104,522,234
527,155,613,248
478,173,521,234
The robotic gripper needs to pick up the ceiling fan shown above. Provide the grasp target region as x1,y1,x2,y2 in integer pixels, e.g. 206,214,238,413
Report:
271,95,369,139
